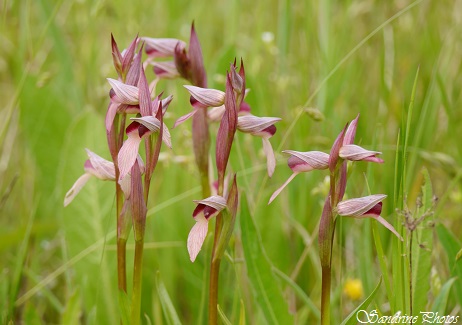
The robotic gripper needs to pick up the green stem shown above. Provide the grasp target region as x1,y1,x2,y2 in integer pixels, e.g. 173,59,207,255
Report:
117,238,127,292
208,214,223,325
130,240,145,325
321,266,331,325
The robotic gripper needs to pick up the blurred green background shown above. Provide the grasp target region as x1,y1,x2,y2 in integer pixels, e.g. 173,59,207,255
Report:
1,0,462,324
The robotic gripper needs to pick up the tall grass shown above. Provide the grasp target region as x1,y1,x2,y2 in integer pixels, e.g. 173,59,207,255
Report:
1,0,461,324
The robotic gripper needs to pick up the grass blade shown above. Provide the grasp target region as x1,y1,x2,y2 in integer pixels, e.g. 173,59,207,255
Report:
240,193,293,324
155,271,182,325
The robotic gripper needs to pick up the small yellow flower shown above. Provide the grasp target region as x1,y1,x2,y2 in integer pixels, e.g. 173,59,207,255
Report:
343,278,364,301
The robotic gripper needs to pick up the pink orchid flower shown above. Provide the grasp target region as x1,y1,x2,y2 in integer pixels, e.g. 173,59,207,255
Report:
337,194,402,240
187,196,227,262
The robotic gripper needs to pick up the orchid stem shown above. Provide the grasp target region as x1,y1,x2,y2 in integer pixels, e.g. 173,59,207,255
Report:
208,214,223,325
321,266,331,325
130,239,144,325
117,238,127,291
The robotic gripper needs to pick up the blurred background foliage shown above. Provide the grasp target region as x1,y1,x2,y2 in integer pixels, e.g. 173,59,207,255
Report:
1,0,461,323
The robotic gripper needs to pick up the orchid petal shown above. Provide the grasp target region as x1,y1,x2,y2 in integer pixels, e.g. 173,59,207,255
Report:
208,105,225,122
268,173,298,204
189,23,207,87
187,215,208,262
173,109,199,128
337,194,387,217
339,144,384,163
283,150,330,171
107,78,139,105
85,149,115,180
374,216,404,241
262,137,276,177
184,85,225,107
152,61,180,79
193,195,227,214
329,124,347,172
119,173,131,197
131,116,172,148
64,173,92,207
143,37,187,57
105,101,119,132
118,127,142,180
237,115,281,136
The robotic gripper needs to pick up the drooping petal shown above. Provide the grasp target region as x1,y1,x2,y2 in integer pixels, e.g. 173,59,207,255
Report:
262,137,276,177
119,173,131,198
118,123,142,180
337,194,387,217
84,149,115,180
184,85,225,107
64,173,92,207
208,105,225,122
105,101,119,132
283,150,330,172
374,215,403,241
107,78,139,105
173,109,199,128
143,37,187,57
130,116,172,148
343,114,359,145
268,173,298,204
187,214,209,262
237,115,281,136
152,61,179,79
339,144,384,163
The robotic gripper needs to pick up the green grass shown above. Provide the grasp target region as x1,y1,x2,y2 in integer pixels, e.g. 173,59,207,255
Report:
1,0,462,324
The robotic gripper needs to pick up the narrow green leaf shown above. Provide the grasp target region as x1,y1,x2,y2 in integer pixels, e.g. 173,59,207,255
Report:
239,299,246,325
61,289,81,325
217,304,233,325
272,267,320,320
432,277,457,314
118,290,130,325
435,224,462,306
240,193,293,324
155,271,182,325
411,168,434,322
340,277,382,325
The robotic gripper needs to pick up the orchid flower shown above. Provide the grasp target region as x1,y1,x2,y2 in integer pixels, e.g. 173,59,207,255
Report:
237,115,281,177
117,67,172,180
111,34,138,80
337,194,403,240
269,150,330,204
64,149,115,207
187,196,227,262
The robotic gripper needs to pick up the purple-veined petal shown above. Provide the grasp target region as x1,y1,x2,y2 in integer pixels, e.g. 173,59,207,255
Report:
161,95,173,112
118,124,142,180
262,137,276,177
343,114,359,145
187,214,208,262
174,109,199,128
208,105,225,122
283,150,330,171
125,47,143,86
152,61,180,79
107,78,139,105
143,37,187,57
337,194,387,217
111,34,123,77
84,149,115,180
184,85,225,107
268,173,298,204
121,35,138,75
119,173,131,198
130,116,172,148
105,101,118,132
64,173,92,207
237,115,281,136
339,144,384,163
193,195,227,218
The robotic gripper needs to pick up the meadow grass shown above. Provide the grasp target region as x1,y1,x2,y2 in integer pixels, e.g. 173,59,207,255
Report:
1,0,462,324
